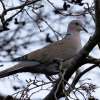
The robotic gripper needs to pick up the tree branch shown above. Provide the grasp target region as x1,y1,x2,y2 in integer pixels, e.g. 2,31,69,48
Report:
44,0,100,99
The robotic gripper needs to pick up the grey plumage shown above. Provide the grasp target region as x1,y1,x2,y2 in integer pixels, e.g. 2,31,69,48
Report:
0,20,83,78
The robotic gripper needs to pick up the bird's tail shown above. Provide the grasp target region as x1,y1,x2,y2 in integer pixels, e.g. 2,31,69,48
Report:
0,62,39,78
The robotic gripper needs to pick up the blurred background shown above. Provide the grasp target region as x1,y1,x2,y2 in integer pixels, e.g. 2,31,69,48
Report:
0,0,99,99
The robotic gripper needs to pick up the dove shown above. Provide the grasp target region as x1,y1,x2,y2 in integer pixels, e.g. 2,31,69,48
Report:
0,20,87,78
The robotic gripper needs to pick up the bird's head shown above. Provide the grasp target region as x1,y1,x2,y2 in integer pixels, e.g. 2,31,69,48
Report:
67,20,88,34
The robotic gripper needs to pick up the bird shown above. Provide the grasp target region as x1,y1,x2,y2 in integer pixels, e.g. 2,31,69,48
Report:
0,20,86,78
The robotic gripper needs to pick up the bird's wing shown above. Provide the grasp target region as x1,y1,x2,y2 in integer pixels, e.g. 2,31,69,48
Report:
13,38,79,63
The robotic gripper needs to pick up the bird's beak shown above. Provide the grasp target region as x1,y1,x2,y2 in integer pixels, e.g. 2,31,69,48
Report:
80,25,88,33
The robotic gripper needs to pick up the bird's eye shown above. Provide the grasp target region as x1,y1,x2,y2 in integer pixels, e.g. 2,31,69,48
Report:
75,22,79,25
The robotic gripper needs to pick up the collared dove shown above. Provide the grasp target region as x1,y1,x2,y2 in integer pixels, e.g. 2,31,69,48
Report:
0,20,86,78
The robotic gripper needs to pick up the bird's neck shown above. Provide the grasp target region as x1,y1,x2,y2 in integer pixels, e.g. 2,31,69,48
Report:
64,31,82,48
